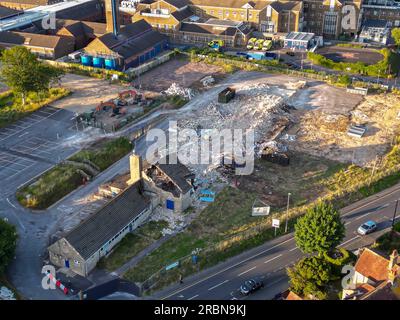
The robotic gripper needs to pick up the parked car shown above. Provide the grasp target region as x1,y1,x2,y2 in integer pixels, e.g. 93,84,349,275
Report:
240,279,264,295
357,220,377,235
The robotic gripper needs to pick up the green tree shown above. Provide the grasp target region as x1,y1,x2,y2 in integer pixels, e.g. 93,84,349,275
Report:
294,201,345,255
337,74,351,87
287,256,332,300
0,219,17,274
0,46,63,104
392,28,400,47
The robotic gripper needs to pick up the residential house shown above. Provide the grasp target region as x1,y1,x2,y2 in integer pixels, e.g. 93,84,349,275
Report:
48,181,151,277
342,248,400,300
0,0,61,10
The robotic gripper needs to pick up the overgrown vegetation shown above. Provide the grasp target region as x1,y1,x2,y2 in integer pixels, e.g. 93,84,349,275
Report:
0,46,69,128
16,137,132,209
307,49,399,78
0,219,17,275
0,88,70,128
372,222,400,254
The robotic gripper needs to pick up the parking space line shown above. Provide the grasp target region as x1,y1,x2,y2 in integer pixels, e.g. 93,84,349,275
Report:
187,294,199,300
0,108,61,142
289,247,298,252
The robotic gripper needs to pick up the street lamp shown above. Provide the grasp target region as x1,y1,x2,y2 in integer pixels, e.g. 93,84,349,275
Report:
285,192,291,233
392,200,399,230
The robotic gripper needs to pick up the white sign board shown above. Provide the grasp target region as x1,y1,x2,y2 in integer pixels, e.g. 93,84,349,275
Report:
252,206,270,216
272,219,280,228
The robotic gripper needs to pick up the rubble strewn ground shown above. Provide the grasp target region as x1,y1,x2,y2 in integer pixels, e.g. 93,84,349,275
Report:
131,56,224,92
286,91,400,165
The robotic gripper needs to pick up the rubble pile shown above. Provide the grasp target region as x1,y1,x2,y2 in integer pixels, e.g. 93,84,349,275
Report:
165,83,194,100
150,206,186,235
178,83,296,144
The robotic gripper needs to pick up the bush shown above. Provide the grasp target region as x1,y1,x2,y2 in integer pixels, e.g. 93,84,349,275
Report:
0,220,18,275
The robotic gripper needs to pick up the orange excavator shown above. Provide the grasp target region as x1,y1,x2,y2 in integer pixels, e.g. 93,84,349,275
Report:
96,101,117,112
118,89,142,105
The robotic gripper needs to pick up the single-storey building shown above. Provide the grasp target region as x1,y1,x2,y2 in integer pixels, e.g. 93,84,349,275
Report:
283,31,317,50
0,31,75,59
48,181,151,277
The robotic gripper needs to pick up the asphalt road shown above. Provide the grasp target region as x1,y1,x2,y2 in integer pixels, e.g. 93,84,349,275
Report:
155,183,400,300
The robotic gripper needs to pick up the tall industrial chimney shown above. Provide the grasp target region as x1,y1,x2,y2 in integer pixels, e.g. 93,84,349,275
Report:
105,0,120,36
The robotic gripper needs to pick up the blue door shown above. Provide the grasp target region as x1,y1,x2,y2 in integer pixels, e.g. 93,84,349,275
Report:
65,259,70,268
166,199,174,210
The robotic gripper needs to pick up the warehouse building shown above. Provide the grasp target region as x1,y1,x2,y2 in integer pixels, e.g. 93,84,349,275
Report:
48,181,151,277
83,19,168,70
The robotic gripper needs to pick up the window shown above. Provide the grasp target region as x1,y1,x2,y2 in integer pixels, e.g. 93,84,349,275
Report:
218,10,222,15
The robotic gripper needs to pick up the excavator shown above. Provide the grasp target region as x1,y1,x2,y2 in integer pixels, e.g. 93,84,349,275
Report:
118,90,141,105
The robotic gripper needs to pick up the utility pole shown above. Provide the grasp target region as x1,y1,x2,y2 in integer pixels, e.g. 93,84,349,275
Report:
392,199,399,230
285,192,291,233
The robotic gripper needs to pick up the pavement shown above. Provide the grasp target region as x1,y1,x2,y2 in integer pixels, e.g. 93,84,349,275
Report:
153,182,400,300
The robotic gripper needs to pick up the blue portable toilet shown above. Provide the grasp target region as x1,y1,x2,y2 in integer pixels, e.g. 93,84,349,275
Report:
166,199,174,210
81,55,92,66
93,56,105,68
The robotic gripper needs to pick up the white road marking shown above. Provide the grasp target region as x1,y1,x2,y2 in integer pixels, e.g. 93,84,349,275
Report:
355,210,376,220
238,266,256,276
345,221,351,226
208,280,229,291
266,276,287,287
264,254,283,264
161,237,294,299
289,247,298,252
340,235,360,247
187,294,199,300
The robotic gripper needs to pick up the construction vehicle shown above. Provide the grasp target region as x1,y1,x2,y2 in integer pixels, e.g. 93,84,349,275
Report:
246,38,257,50
262,40,272,51
96,101,118,112
208,39,225,51
254,39,264,50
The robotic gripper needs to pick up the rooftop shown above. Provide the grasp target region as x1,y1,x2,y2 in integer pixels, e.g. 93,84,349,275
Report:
285,31,315,42
64,182,150,260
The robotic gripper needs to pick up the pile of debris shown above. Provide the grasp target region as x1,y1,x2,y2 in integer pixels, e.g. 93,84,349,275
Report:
164,83,194,100
178,83,295,143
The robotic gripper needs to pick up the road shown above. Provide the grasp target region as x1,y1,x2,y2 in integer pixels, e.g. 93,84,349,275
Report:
155,183,400,300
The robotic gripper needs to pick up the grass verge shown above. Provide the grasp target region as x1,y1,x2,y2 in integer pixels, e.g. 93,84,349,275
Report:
16,137,132,209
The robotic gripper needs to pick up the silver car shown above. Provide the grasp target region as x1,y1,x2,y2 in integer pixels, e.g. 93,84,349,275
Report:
357,220,377,235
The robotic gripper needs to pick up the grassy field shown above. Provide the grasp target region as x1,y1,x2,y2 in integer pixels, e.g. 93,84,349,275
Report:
16,137,132,209
0,88,70,128
98,220,169,272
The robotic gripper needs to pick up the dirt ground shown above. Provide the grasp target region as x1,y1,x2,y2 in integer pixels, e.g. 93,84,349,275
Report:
131,56,224,92
51,74,128,113
286,92,400,166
